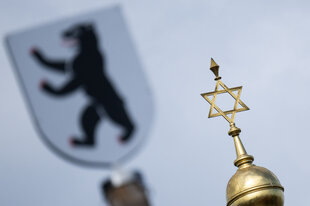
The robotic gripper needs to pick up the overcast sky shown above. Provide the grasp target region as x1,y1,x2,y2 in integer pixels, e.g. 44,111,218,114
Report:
1,0,310,205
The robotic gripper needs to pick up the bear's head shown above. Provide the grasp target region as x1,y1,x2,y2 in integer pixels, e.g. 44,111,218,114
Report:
62,23,98,51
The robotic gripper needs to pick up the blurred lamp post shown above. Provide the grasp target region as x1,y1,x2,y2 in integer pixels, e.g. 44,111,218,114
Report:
102,170,151,206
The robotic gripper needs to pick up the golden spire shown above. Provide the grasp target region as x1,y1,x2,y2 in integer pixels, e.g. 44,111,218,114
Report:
201,58,284,206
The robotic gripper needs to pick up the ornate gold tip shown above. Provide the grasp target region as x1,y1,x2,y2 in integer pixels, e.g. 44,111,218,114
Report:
210,58,221,80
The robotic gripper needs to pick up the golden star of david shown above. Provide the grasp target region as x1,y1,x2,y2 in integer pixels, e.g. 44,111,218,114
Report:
201,58,249,123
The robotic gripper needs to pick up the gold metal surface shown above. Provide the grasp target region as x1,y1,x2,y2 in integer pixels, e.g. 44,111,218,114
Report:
227,165,284,206
201,58,284,206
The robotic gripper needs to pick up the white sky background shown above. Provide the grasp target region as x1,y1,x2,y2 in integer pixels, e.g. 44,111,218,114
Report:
0,0,309,205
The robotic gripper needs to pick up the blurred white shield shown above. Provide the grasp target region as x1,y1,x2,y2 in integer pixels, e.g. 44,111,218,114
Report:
6,6,154,167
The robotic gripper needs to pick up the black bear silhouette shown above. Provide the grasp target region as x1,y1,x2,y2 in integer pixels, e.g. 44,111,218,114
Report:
30,23,135,147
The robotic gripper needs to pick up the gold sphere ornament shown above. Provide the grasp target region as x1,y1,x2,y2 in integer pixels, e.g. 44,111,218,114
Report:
227,165,284,206
201,59,284,206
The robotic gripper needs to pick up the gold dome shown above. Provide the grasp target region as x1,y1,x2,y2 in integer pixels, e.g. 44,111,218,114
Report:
226,164,284,206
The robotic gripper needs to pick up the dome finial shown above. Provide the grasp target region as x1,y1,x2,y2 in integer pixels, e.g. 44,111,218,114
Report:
201,59,249,124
